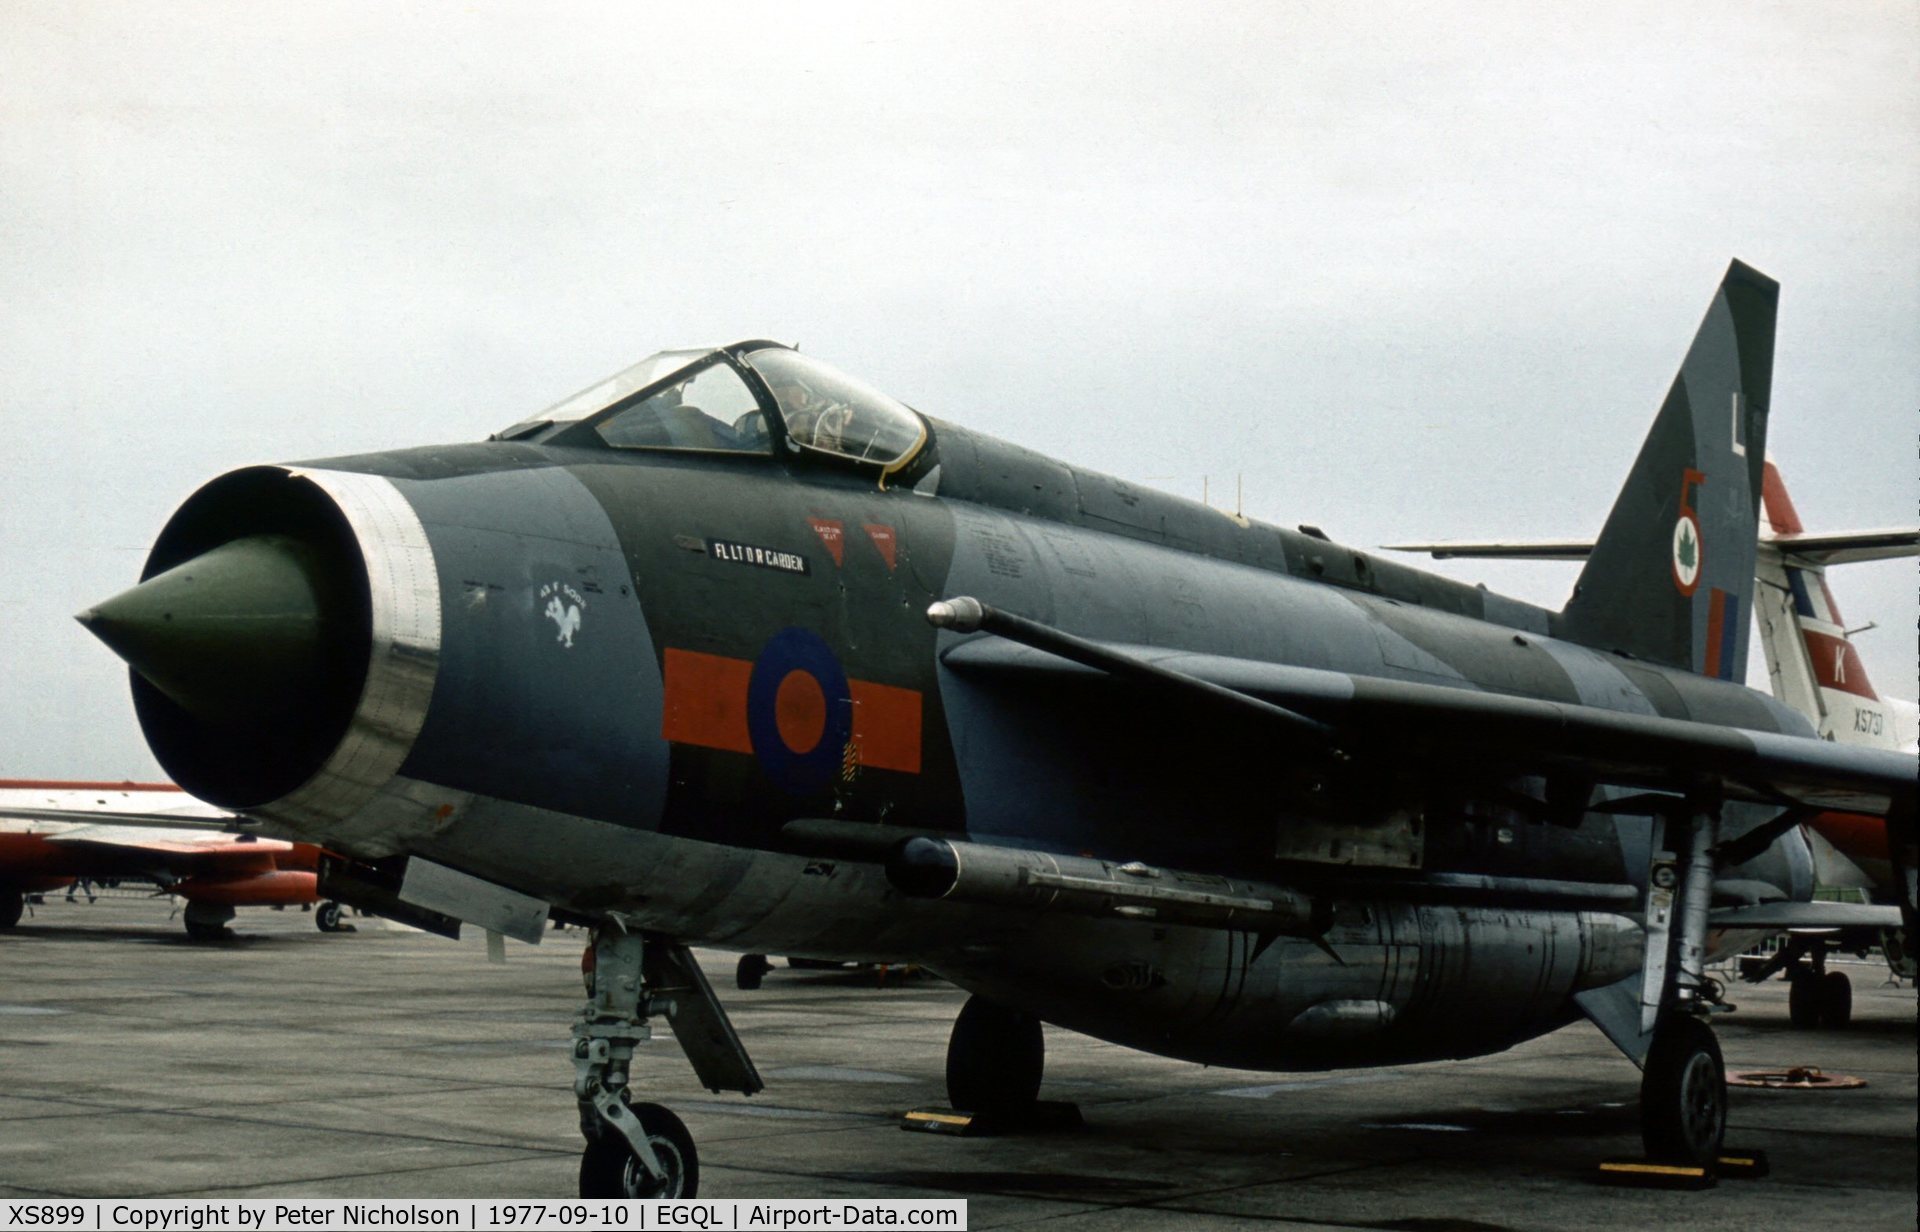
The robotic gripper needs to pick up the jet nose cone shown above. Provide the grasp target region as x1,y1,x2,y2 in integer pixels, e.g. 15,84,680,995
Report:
77,534,338,724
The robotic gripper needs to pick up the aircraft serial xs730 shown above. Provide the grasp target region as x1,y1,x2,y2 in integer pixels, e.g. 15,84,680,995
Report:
66,261,1917,1196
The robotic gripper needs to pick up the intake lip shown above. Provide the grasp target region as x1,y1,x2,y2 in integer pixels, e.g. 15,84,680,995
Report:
79,465,440,827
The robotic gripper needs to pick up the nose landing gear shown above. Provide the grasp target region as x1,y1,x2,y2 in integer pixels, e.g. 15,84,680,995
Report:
571,928,762,1198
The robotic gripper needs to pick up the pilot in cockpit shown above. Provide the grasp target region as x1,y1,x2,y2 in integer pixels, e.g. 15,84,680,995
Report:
766,370,854,453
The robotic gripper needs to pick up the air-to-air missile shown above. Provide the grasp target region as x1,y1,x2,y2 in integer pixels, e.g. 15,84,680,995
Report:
64,263,1916,1195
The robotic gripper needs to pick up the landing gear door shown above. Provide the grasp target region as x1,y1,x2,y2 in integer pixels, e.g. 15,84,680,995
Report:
644,941,765,1096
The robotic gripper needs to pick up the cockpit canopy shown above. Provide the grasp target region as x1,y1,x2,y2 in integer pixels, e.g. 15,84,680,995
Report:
502,344,927,474
745,348,926,468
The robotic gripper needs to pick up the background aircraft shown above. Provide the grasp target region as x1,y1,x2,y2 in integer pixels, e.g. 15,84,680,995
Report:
1724,463,1915,1019
44,263,1917,1197
0,779,349,938
1389,461,1919,1023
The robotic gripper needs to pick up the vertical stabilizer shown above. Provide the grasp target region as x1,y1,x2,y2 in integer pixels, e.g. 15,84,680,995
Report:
1752,460,1917,750
1556,261,1777,682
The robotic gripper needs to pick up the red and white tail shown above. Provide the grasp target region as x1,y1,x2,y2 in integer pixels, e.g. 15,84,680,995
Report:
1752,463,1918,918
1753,461,1919,753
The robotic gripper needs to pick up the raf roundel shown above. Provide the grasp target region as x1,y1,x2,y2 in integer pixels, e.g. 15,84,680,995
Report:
745,626,853,796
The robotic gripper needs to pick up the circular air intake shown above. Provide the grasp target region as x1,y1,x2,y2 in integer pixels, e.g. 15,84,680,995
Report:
83,467,373,808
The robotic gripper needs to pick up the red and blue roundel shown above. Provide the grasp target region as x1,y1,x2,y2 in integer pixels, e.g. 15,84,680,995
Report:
745,626,853,795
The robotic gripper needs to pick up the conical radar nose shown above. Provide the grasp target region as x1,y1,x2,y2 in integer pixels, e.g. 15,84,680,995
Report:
77,534,338,724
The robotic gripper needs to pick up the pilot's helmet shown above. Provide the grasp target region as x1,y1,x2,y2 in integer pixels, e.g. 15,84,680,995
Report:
767,369,820,410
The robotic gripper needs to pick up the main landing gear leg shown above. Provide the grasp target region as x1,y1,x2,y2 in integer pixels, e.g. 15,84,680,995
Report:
1778,937,1852,1028
572,929,697,1198
1637,805,1728,1167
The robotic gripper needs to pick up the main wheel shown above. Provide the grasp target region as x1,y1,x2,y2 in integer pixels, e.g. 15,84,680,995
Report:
735,953,772,990
578,1103,698,1198
1640,1016,1726,1167
1787,970,1820,1027
183,901,235,941
946,995,1044,1117
0,888,22,930
1819,970,1852,1029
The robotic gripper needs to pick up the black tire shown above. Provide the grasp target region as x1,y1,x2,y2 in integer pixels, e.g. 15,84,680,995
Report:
735,954,771,990
1787,971,1821,1028
315,901,344,933
1819,970,1852,1029
0,888,22,930
183,901,235,941
946,995,1044,1117
1640,1016,1726,1166
578,1103,698,1198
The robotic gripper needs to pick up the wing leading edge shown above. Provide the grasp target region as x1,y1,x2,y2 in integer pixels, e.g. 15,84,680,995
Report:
1384,526,1918,567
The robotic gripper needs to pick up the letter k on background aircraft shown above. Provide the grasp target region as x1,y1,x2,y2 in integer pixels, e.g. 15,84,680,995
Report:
49,260,1916,1196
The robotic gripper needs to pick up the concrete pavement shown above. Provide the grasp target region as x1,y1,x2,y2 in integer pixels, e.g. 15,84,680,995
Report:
1,895,1913,1230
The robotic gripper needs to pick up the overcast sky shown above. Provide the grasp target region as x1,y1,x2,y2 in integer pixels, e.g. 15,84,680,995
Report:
3,1,1914,779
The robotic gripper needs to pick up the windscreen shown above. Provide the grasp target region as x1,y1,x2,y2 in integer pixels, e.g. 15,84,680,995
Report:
493,348,714,439
591,358,770,453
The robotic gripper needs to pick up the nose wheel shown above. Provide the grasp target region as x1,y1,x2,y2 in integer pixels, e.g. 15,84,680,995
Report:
579,1102,698,1198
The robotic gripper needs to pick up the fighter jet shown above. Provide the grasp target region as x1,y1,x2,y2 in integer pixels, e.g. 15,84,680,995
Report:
64,261,1916,1196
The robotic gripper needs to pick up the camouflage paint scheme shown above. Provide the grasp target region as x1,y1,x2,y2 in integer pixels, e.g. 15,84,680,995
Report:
98,262,1912,1072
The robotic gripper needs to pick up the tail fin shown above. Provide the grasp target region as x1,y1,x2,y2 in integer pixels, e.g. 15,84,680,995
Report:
1556,260,1778,682
1753,460,1920,749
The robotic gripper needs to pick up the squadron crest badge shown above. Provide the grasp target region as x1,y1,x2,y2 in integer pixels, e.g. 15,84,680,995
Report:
539,581,586,648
